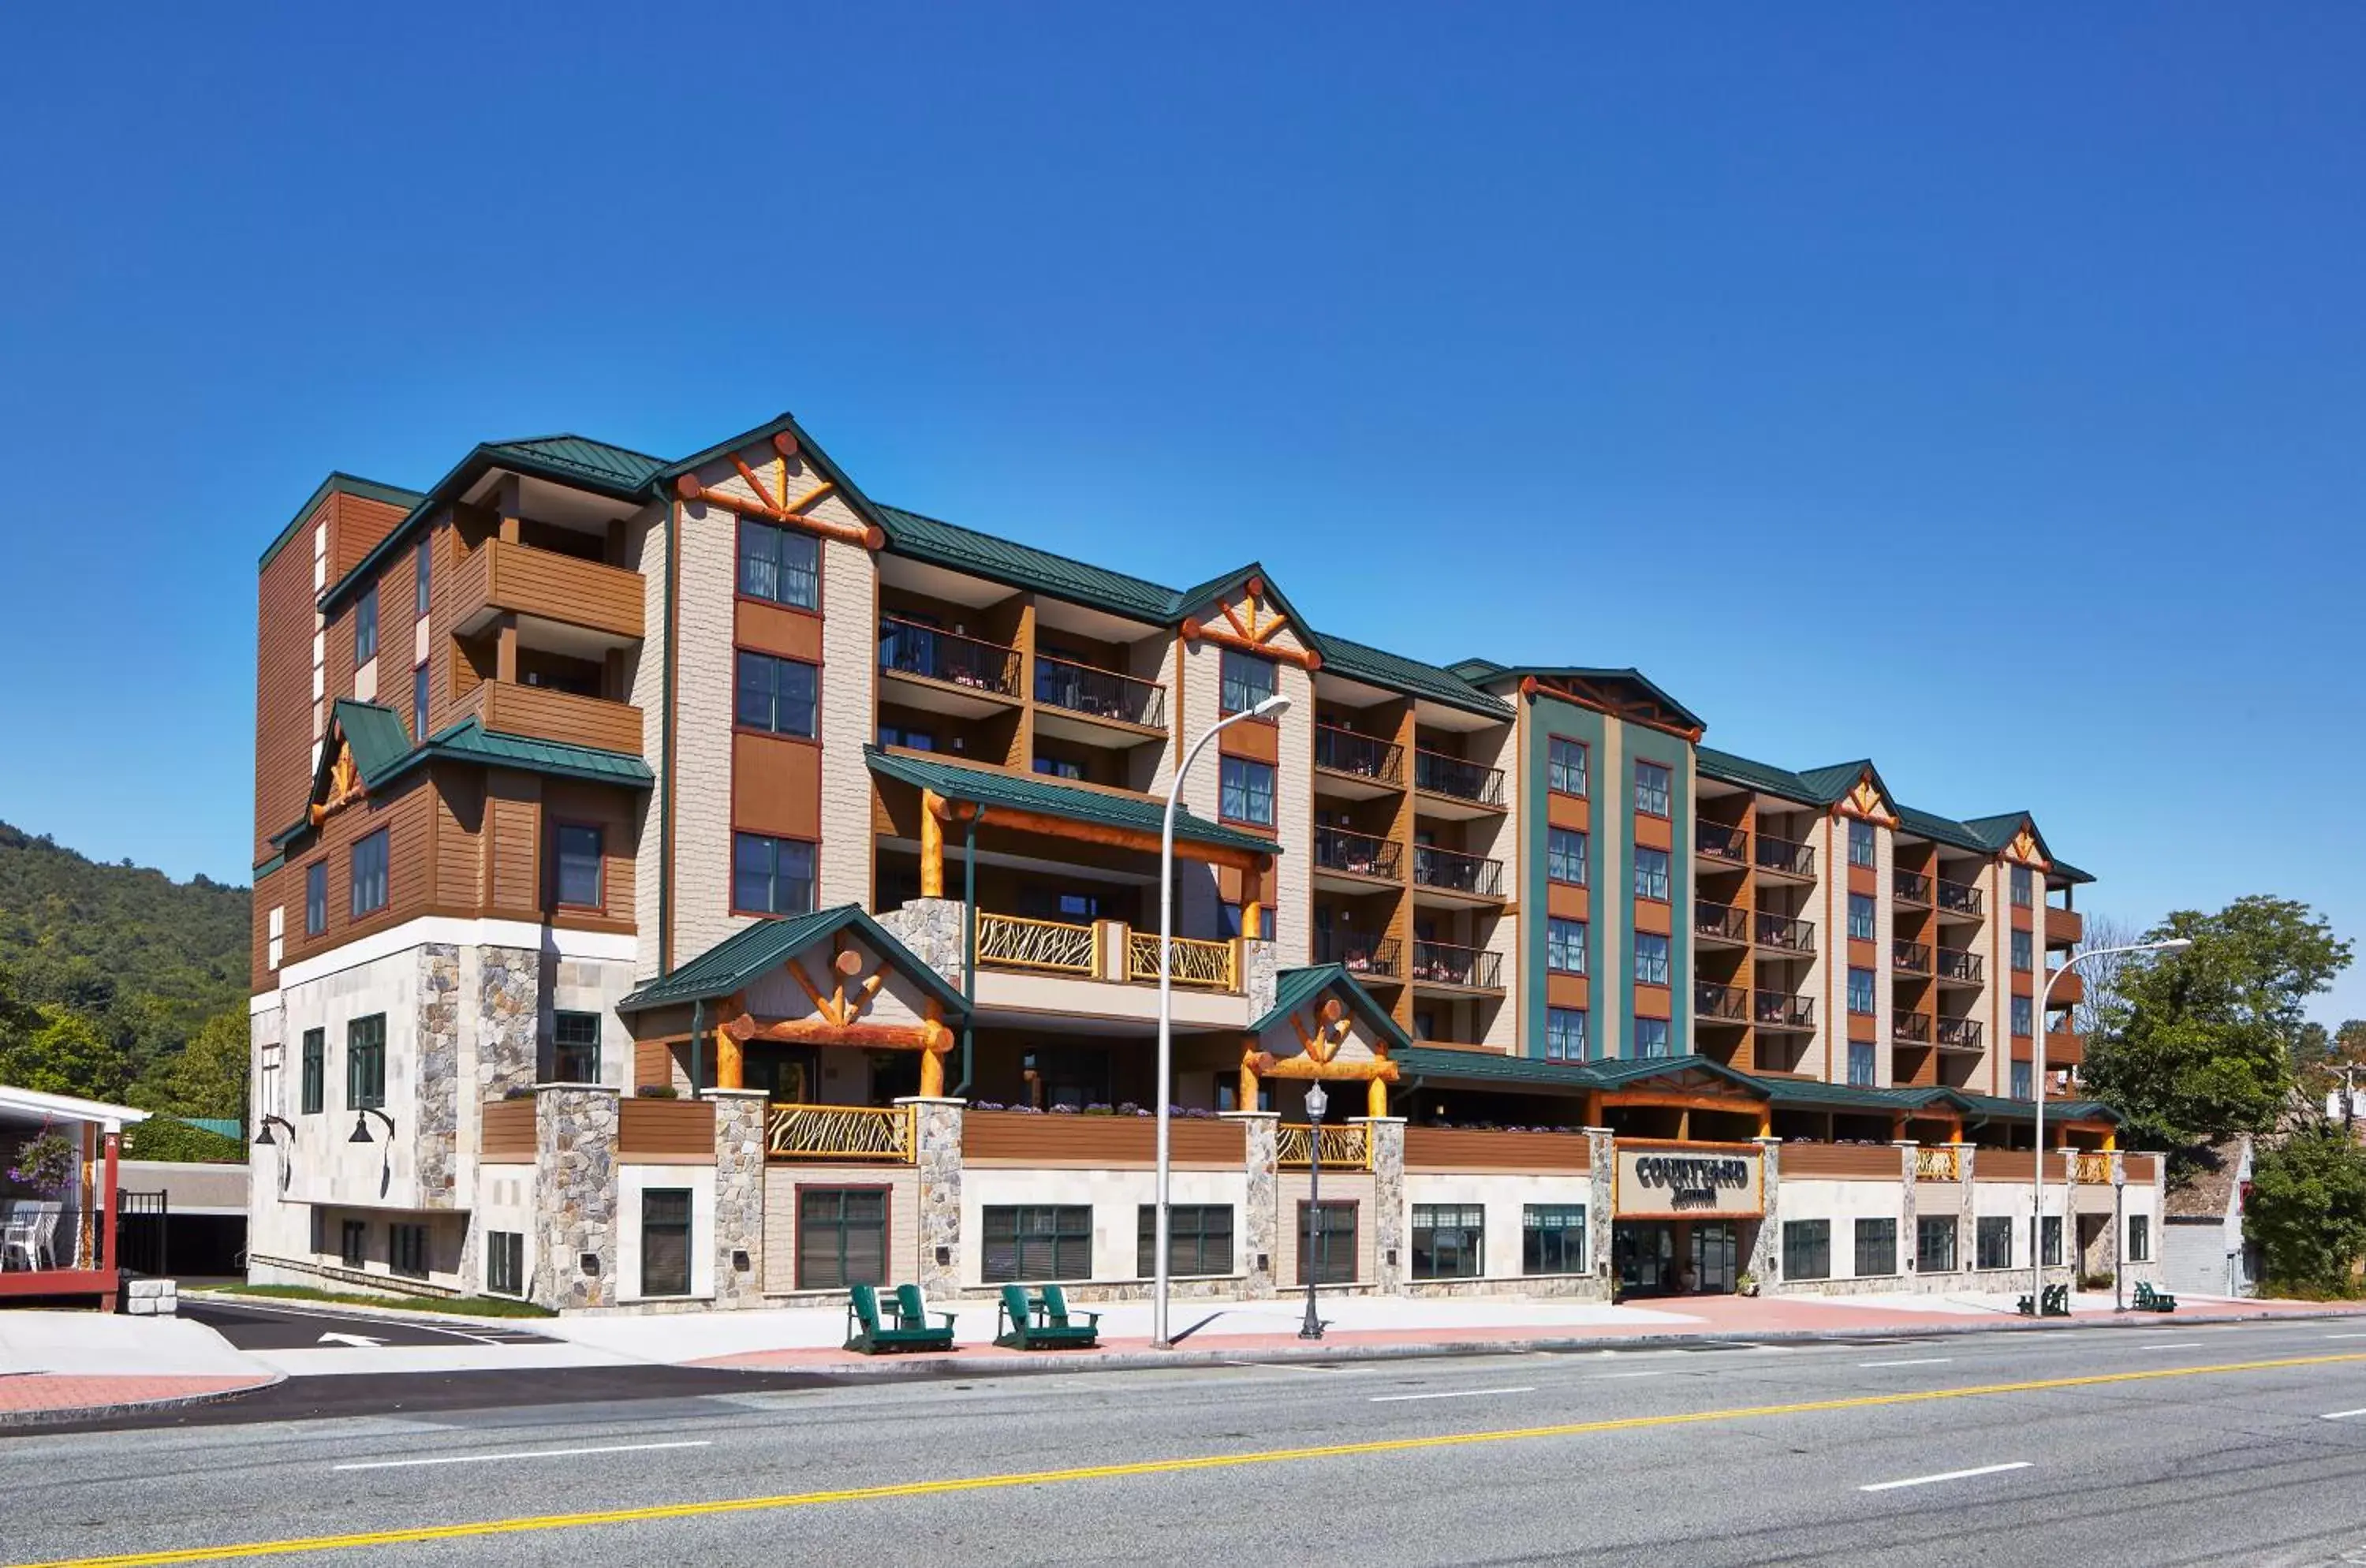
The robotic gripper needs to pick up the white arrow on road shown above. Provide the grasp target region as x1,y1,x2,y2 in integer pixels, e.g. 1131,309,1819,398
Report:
317,1331,388,1348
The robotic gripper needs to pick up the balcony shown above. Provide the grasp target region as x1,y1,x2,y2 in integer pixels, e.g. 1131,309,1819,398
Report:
1278,1122,1369,1170
1316,930,1401,981
1894,1011,1933,1044
1755,991,1816,1032
1412,751,1506,817
1935,878,1984,918
1935,1016,1985,1051
1893,939,1933,976
1696,822,1749,868
1410,939,1503,992
2045,1026,2085,1067
1314,726,1405,795
971,912,1240,991
764,1103,915,1163
1696,900,1750,947
450,538,644,645
1125,931,1240,991
2046,905,2084,946
1754,911,1816,955
1032,654,1165,739
453,679,643,756
1756,834,1816,880
1893,870,1932,905
1935,947,1983,985
878,618,1022,715
1697,982,1750,1024
1413,845,1505,902
1314,826,1402,887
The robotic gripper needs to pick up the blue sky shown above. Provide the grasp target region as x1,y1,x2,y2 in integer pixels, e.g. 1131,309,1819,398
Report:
1,6,2360,1019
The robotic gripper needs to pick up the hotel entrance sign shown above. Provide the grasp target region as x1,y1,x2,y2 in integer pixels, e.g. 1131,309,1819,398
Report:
1615,1144,1764,1219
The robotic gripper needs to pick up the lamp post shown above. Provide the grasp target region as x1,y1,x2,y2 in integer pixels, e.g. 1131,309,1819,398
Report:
1301,1081,1327,1340
1152,689,1291,1350
2031,935,2189,1315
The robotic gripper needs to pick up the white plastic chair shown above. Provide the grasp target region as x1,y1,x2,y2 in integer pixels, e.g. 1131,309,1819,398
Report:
0,1200,39,1271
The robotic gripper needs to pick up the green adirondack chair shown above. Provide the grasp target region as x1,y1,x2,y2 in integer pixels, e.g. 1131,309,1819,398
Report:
2133,1281,2178,1313
995,1283,1101,1350
844,1283,957,1353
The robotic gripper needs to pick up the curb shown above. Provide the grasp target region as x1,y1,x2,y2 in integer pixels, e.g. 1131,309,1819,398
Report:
0,1374,285,1432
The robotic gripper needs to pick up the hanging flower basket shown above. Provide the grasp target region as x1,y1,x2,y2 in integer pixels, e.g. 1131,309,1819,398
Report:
8,1130,77,1193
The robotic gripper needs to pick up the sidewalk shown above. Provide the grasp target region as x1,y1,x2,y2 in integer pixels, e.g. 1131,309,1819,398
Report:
0,1313,280,1428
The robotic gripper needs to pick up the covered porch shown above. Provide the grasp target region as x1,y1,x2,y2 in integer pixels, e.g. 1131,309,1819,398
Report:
0,1085,148,1310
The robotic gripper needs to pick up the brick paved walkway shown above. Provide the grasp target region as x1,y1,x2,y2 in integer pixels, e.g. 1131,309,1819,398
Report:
0,1372,275,1426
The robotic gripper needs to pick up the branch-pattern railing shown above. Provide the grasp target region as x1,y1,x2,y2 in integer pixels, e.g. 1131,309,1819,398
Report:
1126,931,1237,991
764,1103,915,1163
2070,1151,2112,1185
1276,1122,1371,1170
1915,1144,1962,1182
976,913,1099,976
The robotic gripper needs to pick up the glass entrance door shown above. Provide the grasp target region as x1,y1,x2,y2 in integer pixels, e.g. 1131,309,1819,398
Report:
1614,1222,1677,1296
1691,1222,1739,1294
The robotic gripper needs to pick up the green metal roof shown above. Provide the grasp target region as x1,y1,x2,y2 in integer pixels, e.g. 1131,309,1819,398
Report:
1393,1046,1600,1095
1501,666,1707,734
481,435,668,491
1894,803,1993,853
865,747,1280,857
259,473,426,572
1318,636,1511,720
1251,965,1414,1055
1796,760,1883,803
875,504,1179,623
1695,747,1818,803
617,904,965,1016
330,698,417,784
1957,813,2094,885
378,718,655,791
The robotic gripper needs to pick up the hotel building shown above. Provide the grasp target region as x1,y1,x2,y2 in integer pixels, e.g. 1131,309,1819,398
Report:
245,412,2162,1311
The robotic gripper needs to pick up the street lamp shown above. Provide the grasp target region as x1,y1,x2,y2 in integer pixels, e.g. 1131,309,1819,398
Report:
1301,1081,1327,1341
1152,689,1291,1350
2032,935,2190,1315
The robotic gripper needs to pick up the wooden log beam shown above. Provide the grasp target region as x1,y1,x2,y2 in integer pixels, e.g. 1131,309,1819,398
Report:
956,802,1270,874
673,471,883,549
722,1015,955,1051
1600,1090,1768,1116
1178,619,1322,671
1248,1050,1399,1083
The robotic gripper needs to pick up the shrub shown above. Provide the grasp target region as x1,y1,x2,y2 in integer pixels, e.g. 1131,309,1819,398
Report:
635,1084,679,1099
2247,1126,2366,1294
120,1118,245,1164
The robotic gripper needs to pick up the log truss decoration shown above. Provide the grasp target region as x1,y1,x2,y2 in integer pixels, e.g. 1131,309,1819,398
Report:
1836,771,1898,827
308,738,365,827
1180,575,1323,670
2004,822,2051,870
1518,673,1704,741
672,431,885,550
1240,996,1398,1118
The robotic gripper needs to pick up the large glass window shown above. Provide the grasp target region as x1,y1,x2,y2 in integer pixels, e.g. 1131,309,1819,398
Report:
1137,1204,1234,1278
1545,1007,1589,1063
1854,1217,1898,1278
2011,930,2034,973
1411,1204,1484,1281
345,1014,386,1109
1633,847,1670,902
1848,818,1875,868
641,1189,692,1297
2042,1215,2063,1267
1634,931,1670,985
984,1205,1093,1282
733,832,815,917
1219,756,1276,827
1847,892,1875,941
798,1188,889,1290
2012,995,2036,1037
734,650,819,737
2128,1215,2152,1262
304,861,327,936
340,1219,368,1269
1847,1041,1875,1087
412,663,429,741
737,518,819,609
1916,1215,1957,1273
1295,1201,1358,1286
353,585,379,663
1847,967,1876,1015
1976,1216,2013,1271
1547,827,1588,886
1784,1220,1831,1281
1522,1205,1587,1275
552,1011,601,1083
349,829,388,919
1547,737,1588,797
1633,1017,1671,1058
300,1028,325,1115
2011,864,2034,907
1547,918,1588,975
554,823,603,909
1218,648,1276,715
487,1231,524,1296
390,1221,427,1279
2012,1060,2034,1099
414,540,431,617
1633,760,1672,817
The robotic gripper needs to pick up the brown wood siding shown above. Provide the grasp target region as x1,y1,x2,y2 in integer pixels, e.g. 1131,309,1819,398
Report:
1778,1143,1899,1178
1847,937,1877,969
633,1040,677,1092
1634,899,1671,935
1546,974,1591,1010
1975,1148,2037,1182
1218,718,1280,766
1547,793,1590,831
961,1111,1245,1167
330,492,410,581
1847,863,1877,898
461,681,644,756
735,599,823,662
1403,1126,1588,1172
1634,983,1671,1018
254,510,325,872
486,775,543,917
1633,813,1672,853
480,1099,539,1159
435,769,483,908
1547,883,1591,921
541,779,639,927
733,733,822,839
618,1097,716,1158
256,775,439,974
465,539,644,640
2125,1152,2159,1184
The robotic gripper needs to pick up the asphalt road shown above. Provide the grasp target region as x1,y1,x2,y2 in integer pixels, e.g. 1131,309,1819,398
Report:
177,1298,559,1350
12,1320,2366,1567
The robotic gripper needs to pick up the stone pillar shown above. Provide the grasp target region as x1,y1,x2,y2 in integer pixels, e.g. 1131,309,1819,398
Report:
1587,1127,1618,1294
1896,1141,1920,1282
1958,1142,1978,1273
1242,939,1279,1017
1748,1137,1782,1288
708,1089,768,1310
901,1096,965,1300
1358,1116,1407,1294
872,898,964,989
1227,1111,1280,1298
416,944,462,1210
477,945,542,1099
533,1085,619,1311
2103,1149,2126,1287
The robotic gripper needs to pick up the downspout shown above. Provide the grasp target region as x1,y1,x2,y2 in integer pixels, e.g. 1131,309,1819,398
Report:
950,808,983,1096
659,495,681,976
689,999,705,1098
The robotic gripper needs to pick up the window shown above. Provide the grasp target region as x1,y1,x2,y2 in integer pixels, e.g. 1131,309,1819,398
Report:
1633,846,1670,902
411,663,429,741
1847,1041,1875,1088
1032,755,1084,781
2042,1215,2063,1267
1219,648,1277,715
1847,967,1876,1015
1916,1215,1957,1273
1848,818,1875,868
555,823,603,909
346,1014,386,1109
733,832,815,917
1523,1205,1587,1275
1634,931,1670,986
2011,864,2034,907
1547,737,1589,797
737,518,819,609
486,1231,524,1296
1137,1204,1234,1278
1633,1017,1672,1058
349,829,388,918
734,650,819,737
1854,1218,1897,1278
552,1011,601,1083
1547,827,1588,886
2012,995,2035,1037
2127,1215,2152,1263
1547,918,1588,976
641,1189,693,1297
414,541,431,617
1219,756,1275,827
304,861,327,937
1976,1216,2013,1271
1633,760,1672,817
353,585,379,663
1411,1204,1484,1281
1545,1007,1589,1063
340,1219,368,1269
798,1188,888,1290
878,722,935,751
2011,1060,2034,1099
1294,1200,1357,1286
390,1222,427,1280
1784,1219,1831,1281
300,1029,324,1115
2011,930,2034,973
983,1205,1093,1282
1847,893,1875,942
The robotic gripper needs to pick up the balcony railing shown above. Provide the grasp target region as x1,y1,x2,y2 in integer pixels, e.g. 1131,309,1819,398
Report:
1315,826,1401,882
1894,870,1932,904
1935,878,1984,916
1697,982,1750,1023
975,913,1099,976
763,1103,915,1163
1755,991,1816,1029
1697,822,1749,864
453,537,644,643
1935,1016,1984,1050
1316,930,1401,980
2071,1151,2112,1185
1413,751,1506,808
1411,940,1504,991
1935,947,1983,983
1126,932,1238,991
1413,846,1505,898
1032,655,1164,729
1696,901,1750,943
1755,911,1816,954
1894,939,1933,975
1916,1144,1962,1182
1894,1011,1933,1043
1756,834,1816,878
878,617,1021,697
1277,1122,1370,1170
452,680,644,756
1314,726,1405,786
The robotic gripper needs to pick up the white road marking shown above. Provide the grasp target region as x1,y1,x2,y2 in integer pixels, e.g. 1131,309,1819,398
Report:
1860,1462,2032,1493
1219,1359,1346,1374
316,1331,387,1349
2319,1408,2366,1421
1858,1357,1953,1368
335,1440,712,1472
1368,1386,1536,1403
2132,1342,2204,1350
1589,1370,1670,1380
2326,1334,2366,1342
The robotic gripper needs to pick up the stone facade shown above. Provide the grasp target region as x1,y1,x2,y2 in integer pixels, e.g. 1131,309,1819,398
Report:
875,898,965,990
1363,1117,1406,1293
1230,1111,1279,1298
906,1097,965,1299
710,1089,767,1310
476,945,540,1098
415,943,461,1208
1745,1137,1781,1285
1241,937,1279,1020
533,1085,619,1310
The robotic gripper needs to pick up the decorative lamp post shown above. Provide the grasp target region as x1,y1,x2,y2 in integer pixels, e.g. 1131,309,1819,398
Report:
1301,1081,1327,1341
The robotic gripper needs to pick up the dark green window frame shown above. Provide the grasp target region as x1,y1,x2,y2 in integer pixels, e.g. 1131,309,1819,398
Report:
300,1028,325,1115
304,861,327,937
1522,1205,1587,1275
1295,1200,1357,1286
349,829,388,918
345,1014,386,1110
1784,1219,1831,1281
642,1188,694,1297
486,1230,524,1296
798,1186,889,1291
2127,1214,2151,1262
1853,1217,1897,1278
389,1221,428,1279
1411,1204,1484,1280
339,1219,368,1269
1916,1215,1957,1273
983,1204,1093,1282
1976,1215,2013,1271
1136,1204,1235,1278
2042,1214,2063,1266
551,1011,601,1084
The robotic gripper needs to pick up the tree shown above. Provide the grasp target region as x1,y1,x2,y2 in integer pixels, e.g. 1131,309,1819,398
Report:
2071,911,2144,1039
2081,896,2353,1153
2296,1018,2366,1114
144,1008,248,1120
2246,1127,2366,1296
0,1003,128,1102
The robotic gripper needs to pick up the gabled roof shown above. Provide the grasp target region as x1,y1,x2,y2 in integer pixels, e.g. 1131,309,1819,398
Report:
1893,802,1992,853
1504,666,1707,737
617,905,965,1015
1318,636,1512,720
1696,748,1819,805
1580,1053,1769,1096
259,473,425,572
865,747,1279,858
481,435,668,492
1956,812,2091,883
1392,1046,1599,1094
1252,965,1414,1055
324,698,415,786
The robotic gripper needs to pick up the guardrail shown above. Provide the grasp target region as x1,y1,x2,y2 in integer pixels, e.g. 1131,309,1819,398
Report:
1033,654,1164,728
1126,931,1237,991
1276,1122,1371,1170
976,913,1099,976
763,1102,916,1163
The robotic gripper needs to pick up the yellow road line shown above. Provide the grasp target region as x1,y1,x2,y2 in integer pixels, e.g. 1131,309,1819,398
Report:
19,1350,2366,1568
